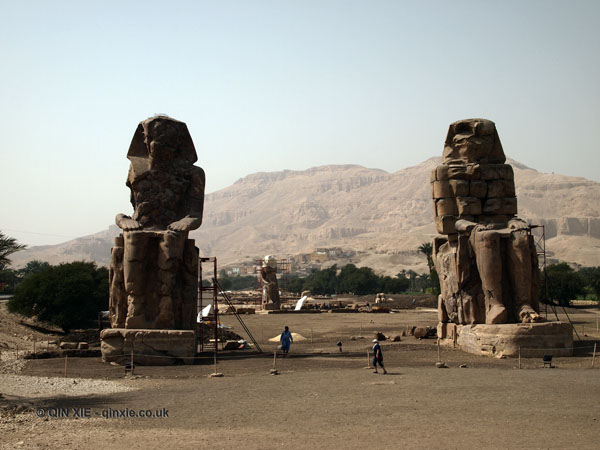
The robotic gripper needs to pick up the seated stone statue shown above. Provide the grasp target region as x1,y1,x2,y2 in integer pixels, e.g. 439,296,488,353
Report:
109,116,205,330
432,119,542,325
260,255,281,310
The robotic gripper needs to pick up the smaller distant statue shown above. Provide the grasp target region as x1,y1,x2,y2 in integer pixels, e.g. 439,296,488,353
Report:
109,116,205,330
432,119,542,326
261,255,281,310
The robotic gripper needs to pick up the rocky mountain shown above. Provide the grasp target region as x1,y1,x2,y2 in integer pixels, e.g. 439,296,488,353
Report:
12,158,600,275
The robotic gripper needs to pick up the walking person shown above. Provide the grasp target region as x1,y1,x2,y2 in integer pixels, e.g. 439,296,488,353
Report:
372,339,387,374
280,325,293,356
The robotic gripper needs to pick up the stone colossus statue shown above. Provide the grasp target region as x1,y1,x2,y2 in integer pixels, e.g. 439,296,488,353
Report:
109,116,205,330
431,119,542,325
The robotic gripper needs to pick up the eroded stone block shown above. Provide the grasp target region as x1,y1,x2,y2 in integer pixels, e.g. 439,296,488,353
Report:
100,329,195,365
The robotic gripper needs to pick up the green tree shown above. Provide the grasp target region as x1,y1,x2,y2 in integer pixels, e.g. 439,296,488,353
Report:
543,263,585,307
286,275,305,295
0,269,19,294
8,261,108,332
303,265,338,295
578,267,600,299
18,260,51,279
0,231,26,293
337,264,379,295
0,231,26,271
378,275,409,293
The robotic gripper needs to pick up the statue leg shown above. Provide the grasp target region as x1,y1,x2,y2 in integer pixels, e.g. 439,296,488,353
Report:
180,241,199,329
507,229,543,323
123,231,150,329
471,230,507,324
154,231,186,328
109,235,126,328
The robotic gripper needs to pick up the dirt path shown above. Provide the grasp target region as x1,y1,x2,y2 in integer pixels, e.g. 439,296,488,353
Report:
2,307,600,449
2,363,600,449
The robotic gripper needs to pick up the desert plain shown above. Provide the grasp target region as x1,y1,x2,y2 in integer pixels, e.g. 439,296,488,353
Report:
1,302,600,450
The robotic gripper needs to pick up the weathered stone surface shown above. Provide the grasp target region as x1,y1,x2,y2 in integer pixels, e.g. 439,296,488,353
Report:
100,329,195,365
432,180,452,198
449,179,470,197
374,332,387,341
108,116,204,331
435,216,457,234
413,326,436,339
456,197,482,216
435,198,458,216
487,180,506,198
470,180,487,198
436,165,449,180
483,198,502,214
432,119,543,327
60,342,77,349
442,119,505,165
437,322,573,358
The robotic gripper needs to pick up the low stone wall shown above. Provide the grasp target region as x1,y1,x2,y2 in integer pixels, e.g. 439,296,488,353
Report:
100,329,195,365
438,322,573,358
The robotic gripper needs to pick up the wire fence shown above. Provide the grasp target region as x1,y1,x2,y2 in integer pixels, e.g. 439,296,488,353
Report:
3,323,600,378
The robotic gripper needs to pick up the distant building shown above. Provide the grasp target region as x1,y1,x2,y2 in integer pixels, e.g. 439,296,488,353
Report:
311,250,328,264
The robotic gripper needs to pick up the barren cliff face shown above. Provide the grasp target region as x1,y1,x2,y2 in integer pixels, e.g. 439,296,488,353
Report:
12,158,600,274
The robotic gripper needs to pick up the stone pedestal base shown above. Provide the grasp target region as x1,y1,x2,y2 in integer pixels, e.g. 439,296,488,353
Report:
437,322,573,358
100,329,195,365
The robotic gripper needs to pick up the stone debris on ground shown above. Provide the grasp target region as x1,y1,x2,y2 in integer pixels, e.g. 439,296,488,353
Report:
0,374,135,398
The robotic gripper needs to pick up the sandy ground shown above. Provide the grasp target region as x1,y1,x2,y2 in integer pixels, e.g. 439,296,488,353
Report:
2,304,600,449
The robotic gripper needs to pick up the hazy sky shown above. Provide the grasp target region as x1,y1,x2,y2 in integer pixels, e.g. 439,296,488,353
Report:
1,0,599,247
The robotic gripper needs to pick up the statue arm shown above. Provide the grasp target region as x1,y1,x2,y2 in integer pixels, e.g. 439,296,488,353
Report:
167,167,205,232
168,216,201,231
455,218,477,233
115,213,142,231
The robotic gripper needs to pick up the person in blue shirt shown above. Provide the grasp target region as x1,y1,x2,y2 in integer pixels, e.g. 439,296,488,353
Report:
372,339,387,374
280,326,293,356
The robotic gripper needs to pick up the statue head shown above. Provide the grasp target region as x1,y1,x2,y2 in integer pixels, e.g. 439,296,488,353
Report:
127,115,198,166
442,119,505,165
264,255,277,269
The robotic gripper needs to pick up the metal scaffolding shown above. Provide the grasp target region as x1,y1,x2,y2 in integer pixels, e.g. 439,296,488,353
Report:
197,257,219,354
530,224,580,340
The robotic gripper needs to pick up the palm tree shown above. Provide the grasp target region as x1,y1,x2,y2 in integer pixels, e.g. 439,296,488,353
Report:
0,231,26,271
418,242,433,273
418,242,440,294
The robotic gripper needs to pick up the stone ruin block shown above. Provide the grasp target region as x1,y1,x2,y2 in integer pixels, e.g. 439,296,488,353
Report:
483,215,510,225
483,198,502,214
470,180,487,198
447,164,480,180
480,164,503,180
435,198,458,216
501,197,518,215
438,322,573,358
430,169,437,183
456,197,482,216
436,165,449,180
101,329,195,365
431,180,452,198
487,180,506,198
449,179,470,197
435,216,457,234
